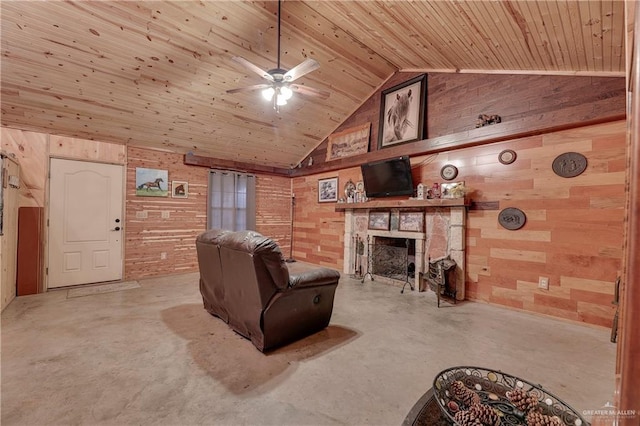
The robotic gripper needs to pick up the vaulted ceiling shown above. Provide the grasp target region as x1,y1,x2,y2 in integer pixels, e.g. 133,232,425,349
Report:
1,1,626,169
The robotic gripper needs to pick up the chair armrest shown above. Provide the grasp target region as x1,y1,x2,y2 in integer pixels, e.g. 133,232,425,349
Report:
288,268,340,288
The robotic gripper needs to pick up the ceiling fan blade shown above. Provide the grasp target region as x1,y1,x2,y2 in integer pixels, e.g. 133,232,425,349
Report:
226,84,272,94
231,56,274,82
290,84,330,100
284,58,320,82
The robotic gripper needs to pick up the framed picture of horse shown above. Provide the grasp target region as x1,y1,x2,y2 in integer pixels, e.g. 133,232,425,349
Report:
378,74,427,149
171,181,188,198
135,167,169,197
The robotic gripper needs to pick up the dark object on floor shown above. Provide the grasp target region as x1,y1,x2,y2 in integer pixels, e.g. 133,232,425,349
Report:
421,256,457,307
196,229,340,352
476,113,501,128
402,388,449,426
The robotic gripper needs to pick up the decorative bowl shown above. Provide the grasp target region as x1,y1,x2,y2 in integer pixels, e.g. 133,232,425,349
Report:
433,366,589,426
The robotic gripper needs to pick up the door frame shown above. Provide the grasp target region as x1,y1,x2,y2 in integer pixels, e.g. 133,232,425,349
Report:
45,157,126,291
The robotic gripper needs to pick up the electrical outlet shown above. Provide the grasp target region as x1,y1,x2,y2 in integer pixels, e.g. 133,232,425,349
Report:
161,252,167,260
538,276,549,290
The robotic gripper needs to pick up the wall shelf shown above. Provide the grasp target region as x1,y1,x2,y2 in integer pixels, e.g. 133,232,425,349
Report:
334,198,468,211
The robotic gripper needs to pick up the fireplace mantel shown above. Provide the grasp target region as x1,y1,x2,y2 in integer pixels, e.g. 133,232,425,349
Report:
335,198,468,212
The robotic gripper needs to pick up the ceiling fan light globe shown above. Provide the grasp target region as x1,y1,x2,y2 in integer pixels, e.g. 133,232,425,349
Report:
262,87,275,101
276,95,288,106
280,86,293,100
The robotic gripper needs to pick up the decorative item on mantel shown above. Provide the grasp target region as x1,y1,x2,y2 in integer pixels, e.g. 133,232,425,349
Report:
431,183,441,199
344,179,356,203
355,181,366,203
476,113,502,128
416,183,425,200
441,182,467,199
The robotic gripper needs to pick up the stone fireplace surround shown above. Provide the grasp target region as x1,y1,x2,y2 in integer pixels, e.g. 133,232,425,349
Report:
337,199,466,299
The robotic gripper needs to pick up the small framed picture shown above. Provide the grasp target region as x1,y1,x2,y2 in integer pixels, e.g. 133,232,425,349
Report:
398,212,424,232
368,211,390,230
318,177,338,203
441,181,465,199
172,181,188,198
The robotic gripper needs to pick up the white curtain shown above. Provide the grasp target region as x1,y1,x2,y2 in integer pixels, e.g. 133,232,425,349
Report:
207,170,256,231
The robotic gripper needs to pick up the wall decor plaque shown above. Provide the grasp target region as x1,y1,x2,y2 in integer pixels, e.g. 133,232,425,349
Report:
552,152,587,178
440,164,458,181
498,149,517,165
498,207,526,230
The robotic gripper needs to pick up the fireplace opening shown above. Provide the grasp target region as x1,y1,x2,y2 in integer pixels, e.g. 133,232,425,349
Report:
369,237,416,290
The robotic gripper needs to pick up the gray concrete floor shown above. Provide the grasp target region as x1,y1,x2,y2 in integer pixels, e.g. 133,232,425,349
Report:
1,272,616,425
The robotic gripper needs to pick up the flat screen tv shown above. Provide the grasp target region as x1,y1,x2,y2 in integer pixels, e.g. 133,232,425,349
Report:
360,156,414,198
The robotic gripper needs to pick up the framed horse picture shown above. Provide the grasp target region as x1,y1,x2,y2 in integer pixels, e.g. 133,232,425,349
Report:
378,74,427,149
171,181,188,198
135,167,169,197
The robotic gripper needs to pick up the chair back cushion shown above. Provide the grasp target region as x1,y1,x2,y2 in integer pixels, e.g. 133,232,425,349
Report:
196,228,233,320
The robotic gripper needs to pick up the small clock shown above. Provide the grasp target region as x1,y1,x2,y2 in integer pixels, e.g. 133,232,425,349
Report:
440,164,458,181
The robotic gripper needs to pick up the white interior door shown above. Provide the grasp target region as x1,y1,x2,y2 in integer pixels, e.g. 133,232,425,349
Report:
48,159,123,288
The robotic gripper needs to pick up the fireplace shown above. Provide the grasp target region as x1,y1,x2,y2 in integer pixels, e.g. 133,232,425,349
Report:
367,236,416,292
342,204,466,299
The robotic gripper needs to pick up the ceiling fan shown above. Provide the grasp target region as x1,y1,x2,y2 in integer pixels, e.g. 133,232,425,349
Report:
226,0,329,111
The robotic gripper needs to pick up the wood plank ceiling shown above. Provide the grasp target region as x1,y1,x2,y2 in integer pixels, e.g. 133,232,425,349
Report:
1,1,625,169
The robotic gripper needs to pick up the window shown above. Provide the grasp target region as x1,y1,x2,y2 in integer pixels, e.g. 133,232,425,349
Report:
207,170,256,231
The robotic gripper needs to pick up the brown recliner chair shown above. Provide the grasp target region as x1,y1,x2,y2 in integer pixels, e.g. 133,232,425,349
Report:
196,229,340,352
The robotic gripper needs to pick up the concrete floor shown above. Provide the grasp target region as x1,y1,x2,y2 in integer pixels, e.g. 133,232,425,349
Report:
1,272,616,425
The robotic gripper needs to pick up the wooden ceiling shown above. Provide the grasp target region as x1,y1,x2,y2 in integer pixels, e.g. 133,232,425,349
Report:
1,1,626,169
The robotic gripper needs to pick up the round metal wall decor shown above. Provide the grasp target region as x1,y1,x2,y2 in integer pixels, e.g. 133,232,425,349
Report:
552,152,587,178
440,164,458,181
498,149,517,165
498,207,526,230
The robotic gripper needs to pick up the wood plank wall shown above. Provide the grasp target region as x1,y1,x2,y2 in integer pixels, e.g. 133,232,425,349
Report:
0,129,292,284
124,147,208,279
255,175,292,257
304,73,625,168
292,120,626,328
125,147,292,280
1,128,48,207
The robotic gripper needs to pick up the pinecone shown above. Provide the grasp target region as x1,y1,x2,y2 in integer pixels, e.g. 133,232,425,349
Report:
469,403,500,426
526,410,563,426
454,410,483,426
450,380,481,407
506,388,539,412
